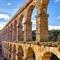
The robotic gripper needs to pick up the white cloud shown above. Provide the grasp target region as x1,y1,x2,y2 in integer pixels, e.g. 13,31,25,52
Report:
32,20,60,30
32,25,60,30
48,25,60,30
8,3,11,5
32,25,36,30
0,22,6,30
0,14,10,30
0,14,10,20
54,0,60,3
32,20,36,30
32,20,36,24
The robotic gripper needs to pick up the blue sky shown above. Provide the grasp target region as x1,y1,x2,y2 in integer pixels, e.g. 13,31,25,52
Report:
0,0,60,30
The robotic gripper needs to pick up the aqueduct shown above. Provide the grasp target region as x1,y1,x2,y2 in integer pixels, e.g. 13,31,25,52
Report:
0,0,60,60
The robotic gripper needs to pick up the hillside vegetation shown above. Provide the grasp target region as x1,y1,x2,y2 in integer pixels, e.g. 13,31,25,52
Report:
32,30,60,41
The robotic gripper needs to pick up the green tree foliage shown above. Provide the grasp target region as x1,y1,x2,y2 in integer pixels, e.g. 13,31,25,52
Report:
32,30,60,41
49,30,60,41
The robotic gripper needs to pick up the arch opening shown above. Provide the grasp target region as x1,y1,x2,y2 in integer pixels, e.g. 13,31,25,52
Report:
18,15,24,41
14,20,17,41
26,5,37,41
31,7,37,41
42,52,59,60
18,46,24,60
26,47,36,60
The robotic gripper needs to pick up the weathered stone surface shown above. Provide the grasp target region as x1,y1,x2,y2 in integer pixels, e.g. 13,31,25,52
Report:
0,0,60,60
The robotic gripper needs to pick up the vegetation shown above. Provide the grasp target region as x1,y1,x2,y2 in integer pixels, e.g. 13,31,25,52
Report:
49,30,60,41
32,30,60,41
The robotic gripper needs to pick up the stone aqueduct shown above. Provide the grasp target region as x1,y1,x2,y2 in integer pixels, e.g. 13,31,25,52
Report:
0,0,60,60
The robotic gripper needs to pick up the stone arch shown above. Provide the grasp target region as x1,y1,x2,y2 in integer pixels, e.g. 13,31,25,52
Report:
24,5,36,41
17,45,24,60
19,15,24,25
13,44,16,60
14,20,17,41
26,47,36,60
28,5,37,41
27,5,35,21
42,52,60,60
18,15,24,41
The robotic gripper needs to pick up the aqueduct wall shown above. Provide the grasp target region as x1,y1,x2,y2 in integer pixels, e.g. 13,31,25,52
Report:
0,0,60,60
